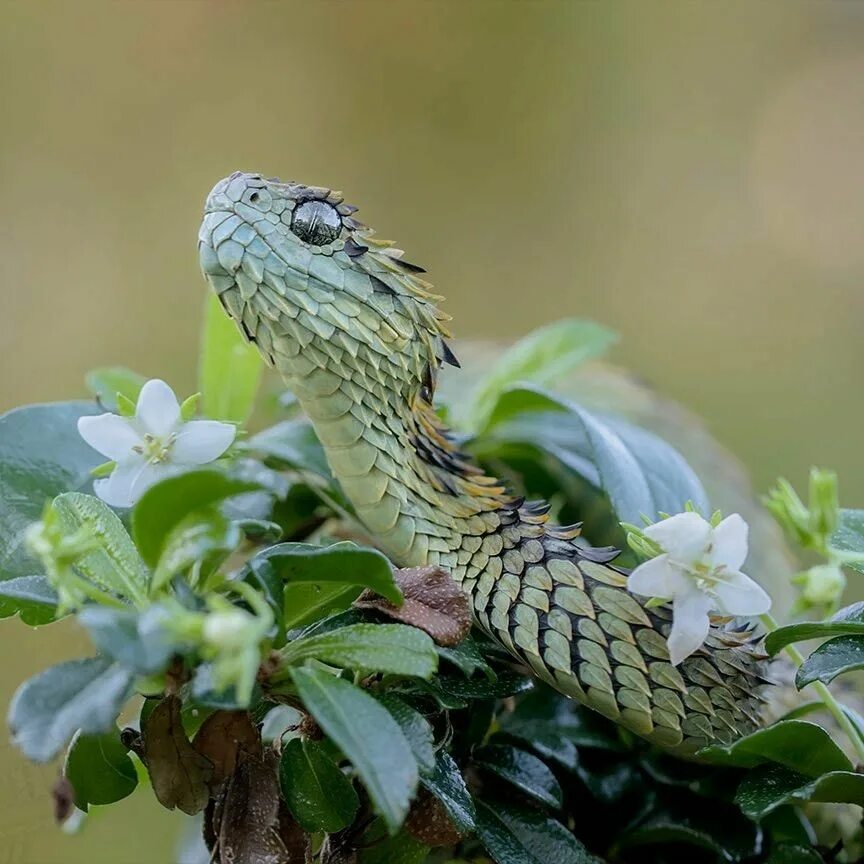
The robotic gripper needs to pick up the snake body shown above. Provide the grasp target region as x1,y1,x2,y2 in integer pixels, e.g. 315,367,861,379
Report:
199,171,767,757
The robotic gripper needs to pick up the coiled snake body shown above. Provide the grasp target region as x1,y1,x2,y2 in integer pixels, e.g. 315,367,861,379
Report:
199,172,767,758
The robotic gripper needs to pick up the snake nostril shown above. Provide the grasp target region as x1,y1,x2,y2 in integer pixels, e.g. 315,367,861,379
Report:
249,192,259,203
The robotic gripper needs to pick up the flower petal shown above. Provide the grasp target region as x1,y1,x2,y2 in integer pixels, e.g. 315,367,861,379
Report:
628,555,690,600
78,414,142,461
710,513,749,573
136,379,180,438
171,420,236,465
644,512,711,564
712,570,772,616
666,589,713,665
93,460,169,508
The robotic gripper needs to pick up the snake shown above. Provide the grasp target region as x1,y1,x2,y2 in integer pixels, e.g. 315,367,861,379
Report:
198,171,768,759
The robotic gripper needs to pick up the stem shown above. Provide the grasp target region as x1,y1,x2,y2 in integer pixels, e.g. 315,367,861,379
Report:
65,571,128,610
760,613,864,764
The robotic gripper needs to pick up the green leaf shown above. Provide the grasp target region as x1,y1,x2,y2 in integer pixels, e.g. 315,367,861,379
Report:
246,419,331,480
736,762,864,821
470,319,617,431
78,606,178,674
474,799,595,864
619,818,753,862
132,470,259,568
830,508,864,574
436,634,494,678
474,745,563,810
152,508,241,591
698,720,852,776
796,634,864,687
278,737,359,833
499,688,623,769
376,695,435,776
246,541,402,610
413,670,533,709
199,291,262,424
279,624,437,679
8,656,133,762
64,728,137,810
290,665,417,835
85,367,146,413
0,402,103,580
0,575,60,625
419,750,475,835
283,582,361,631
52,492,149,603
358,828,429,864
765,602,864,655
480,386,709,524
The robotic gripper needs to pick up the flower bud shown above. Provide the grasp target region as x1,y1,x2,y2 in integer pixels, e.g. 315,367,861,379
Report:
798,563,846,608
808,468,839,542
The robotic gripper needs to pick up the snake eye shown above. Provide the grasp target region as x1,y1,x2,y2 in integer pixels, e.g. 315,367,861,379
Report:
291,200,342,246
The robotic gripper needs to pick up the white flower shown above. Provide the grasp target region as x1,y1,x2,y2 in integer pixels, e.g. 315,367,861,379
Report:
78,379,235,508
627,511,771,665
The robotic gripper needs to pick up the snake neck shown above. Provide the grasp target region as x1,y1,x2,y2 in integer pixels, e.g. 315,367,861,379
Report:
279,338,530,569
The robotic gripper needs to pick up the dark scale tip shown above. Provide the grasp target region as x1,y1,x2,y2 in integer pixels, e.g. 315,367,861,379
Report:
397,259,427,274
440,340,461,368
344,238,369,258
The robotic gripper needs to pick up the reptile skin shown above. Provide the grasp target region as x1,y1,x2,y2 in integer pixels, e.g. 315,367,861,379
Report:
198,171,768,758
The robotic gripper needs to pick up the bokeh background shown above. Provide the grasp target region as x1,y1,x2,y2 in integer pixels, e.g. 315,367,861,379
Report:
1,1,863,860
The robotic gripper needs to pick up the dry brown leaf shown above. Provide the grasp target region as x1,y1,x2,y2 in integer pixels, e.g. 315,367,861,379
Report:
192,710,262,788
405,788,464,847
143,695,213,815
354,566,471,647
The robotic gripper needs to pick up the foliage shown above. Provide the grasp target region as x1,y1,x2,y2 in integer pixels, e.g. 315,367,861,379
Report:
2,313,863,864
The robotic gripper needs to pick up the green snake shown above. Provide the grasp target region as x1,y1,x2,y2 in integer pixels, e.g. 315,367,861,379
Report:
198,171,767,758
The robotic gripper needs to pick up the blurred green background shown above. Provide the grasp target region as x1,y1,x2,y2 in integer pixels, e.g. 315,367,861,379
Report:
1,0,863,859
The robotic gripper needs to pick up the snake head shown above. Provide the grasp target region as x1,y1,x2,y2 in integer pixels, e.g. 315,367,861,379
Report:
198,171,455,390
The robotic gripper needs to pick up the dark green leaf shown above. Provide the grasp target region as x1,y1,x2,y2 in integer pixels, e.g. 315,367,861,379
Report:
376,695,435,776
0,575,60,625
483,386,708,524
247,419,331,480
8,656,133,762
474,799,595,864
78,606,178,674
278,737,359,833
0,402,102,580
132,470,259,568
279,623,437,679
152,507,241,591
500,689,623,769
51,492,149,603
199,291,262,424
698,720,852,776
796,634,864,687
436,634,494,678
290,665,417,834
64,728,137,810
474,745,563,809
419,751,475,834
736,762,864,821
831,508,864,575
620,820,742,862
470,319,618,431
246,541,402,610
85,367,146,412
765,844,824,864
765,602,864,655
411,670,532,709
358,828,429,864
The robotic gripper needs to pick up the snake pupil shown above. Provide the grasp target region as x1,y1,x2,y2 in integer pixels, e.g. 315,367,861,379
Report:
291,200,342,246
